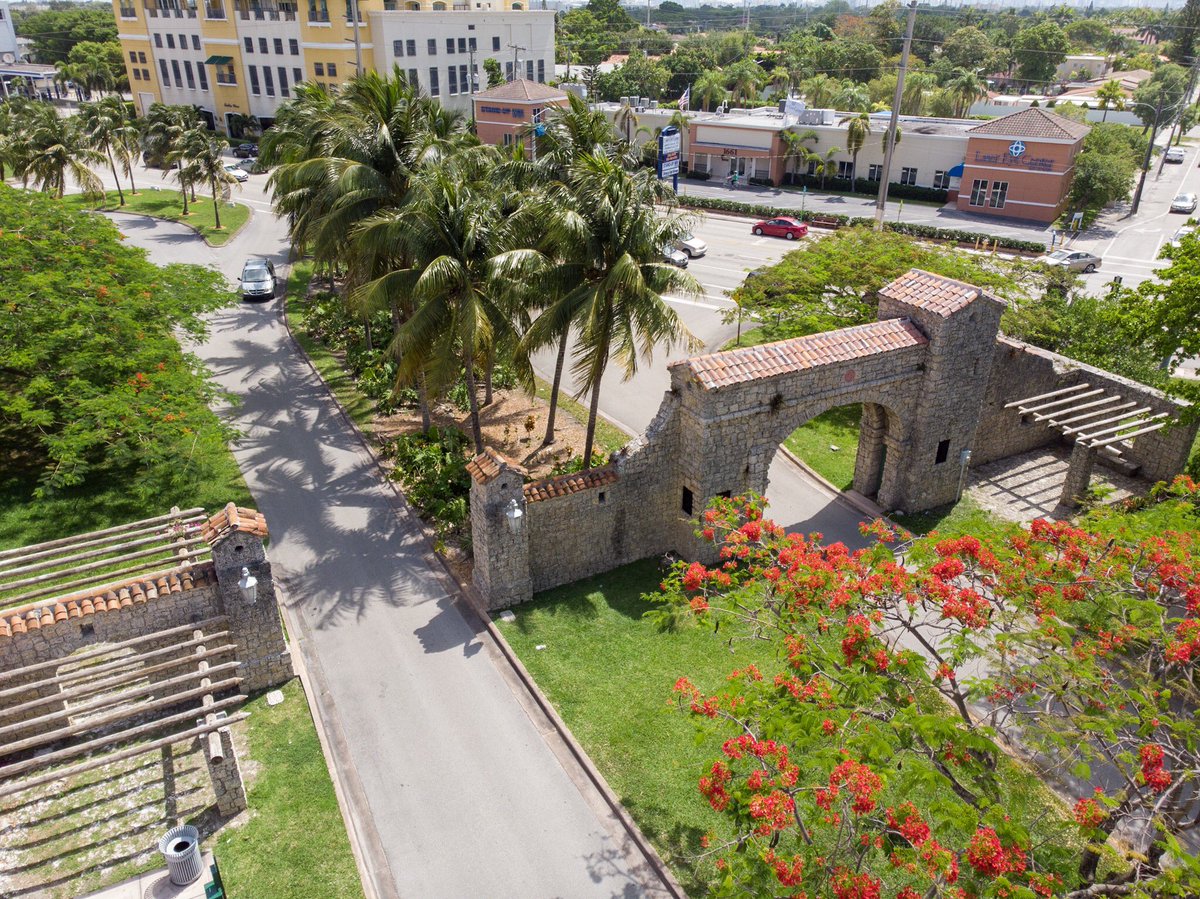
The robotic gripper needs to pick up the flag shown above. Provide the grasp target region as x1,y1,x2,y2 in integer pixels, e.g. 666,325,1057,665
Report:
679,86,690,111
783,98,805,126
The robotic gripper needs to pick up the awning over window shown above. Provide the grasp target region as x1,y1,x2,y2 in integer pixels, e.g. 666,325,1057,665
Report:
203,55,233,65
947,163,965,177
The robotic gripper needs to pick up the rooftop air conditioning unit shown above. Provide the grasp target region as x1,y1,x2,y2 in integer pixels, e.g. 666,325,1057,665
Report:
649,100,658,109
619,96,630,106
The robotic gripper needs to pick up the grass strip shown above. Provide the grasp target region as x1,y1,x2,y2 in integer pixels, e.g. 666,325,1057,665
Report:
533,377,630,454
61,187,249,246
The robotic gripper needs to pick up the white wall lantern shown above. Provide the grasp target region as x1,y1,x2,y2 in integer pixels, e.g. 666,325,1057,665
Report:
238,566,258,604
504,498,524,532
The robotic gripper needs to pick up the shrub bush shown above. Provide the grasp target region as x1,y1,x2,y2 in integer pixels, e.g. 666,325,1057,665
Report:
782,173,950,204
685,170,711,181
383,427,471,541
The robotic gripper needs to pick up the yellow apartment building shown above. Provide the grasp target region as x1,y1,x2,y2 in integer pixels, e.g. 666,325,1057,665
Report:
114,0,554,133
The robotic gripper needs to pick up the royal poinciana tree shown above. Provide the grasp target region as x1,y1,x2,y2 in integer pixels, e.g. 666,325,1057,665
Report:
654,483,1200,899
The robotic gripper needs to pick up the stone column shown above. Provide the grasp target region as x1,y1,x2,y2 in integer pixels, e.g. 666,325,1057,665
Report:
468,455,532,610
875,433,912,512
1059,441,1097,508
853,405,887,498
204,723,247,817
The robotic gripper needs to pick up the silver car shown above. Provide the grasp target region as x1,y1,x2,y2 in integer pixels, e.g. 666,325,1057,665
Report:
1040,248,1101,273
673,234,708,258
240,258,277,301
662,245,689,268
1170,193,1198,214
1165,147,1186,164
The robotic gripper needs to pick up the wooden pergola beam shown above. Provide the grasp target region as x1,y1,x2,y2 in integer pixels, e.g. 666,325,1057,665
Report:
1086,420,1168,449
1,544,210,595
1063,407,1151,436
1004,383,1089,409
0,693,245,780
1051,400,1136,430
1023,388,1106,417
1079,413,1168,443
0,712,248,799
1035,393,1122,423
0,509,205,563
0,532,207,582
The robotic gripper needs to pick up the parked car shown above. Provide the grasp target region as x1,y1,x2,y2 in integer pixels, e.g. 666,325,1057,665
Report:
673,234,708,258
1164,147,1186,164
232,143,259,159
223,162,249,183
662,245,689,268
1171,193,1198,214
1040,248,1102,273
1166,224,1197,253
751,217,808,240
240,258,276,301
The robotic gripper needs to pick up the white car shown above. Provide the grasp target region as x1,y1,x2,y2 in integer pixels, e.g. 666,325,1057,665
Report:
1164,147,1186,164
1040,248,1101,273
223,162,249,183
1168,224,1197,251
1171,193,1198,213
673,234,708,258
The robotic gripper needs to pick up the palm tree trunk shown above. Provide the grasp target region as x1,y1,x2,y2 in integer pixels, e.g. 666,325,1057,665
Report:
542,327,569,446
483,348,494,406
127,156,138,194
107,146,125,206
1102,106,1109,122
463,355,485,455
582,370,604,471
180,183,189,215
211,181,221,229
418,375,432,434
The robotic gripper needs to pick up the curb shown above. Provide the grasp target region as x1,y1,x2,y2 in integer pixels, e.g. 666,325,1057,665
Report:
94,193,252,247
275,280,686,899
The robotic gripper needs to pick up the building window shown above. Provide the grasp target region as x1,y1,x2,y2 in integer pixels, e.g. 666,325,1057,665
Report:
184,59,196,88
130,50,138,61
681,486,694,516
457,37,466,53
406,38,415,55
407,67,417,85
969,179,988,206
294,67,303,84
502,132,512,146
192,34,201,50
537,58,544,82
525,59,533,80
448,65,458,94
179,34,186,48
900,166,917,186
139,51,147,62
244,36,253,52
837,160,853,179
167,33,176,48
492,36,500,51
505,61,512,81
393,39,404,56
159,58,170,85
933,170,950,189
278,65,289,96
290,38,299,54
865,163,881,182
460,63,468,92
429,66,439,96
155,33,163,47
428,38,437,54
133,67,142,80
446,38,455,54
314,61,324,76
264,66,275,95
468,37,476,50
989,181,1009,209
197,62,208,89
259,37,268,53
249,64,260,94
327,62,337,76
170,59,182,86
143,67,151,81
935,439,950,465
274,38,283,54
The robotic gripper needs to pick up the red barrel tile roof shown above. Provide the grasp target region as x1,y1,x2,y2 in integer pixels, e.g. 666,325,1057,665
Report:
466,447,527,485
878,269,1002,318
200,503,269,545
524,467,619,503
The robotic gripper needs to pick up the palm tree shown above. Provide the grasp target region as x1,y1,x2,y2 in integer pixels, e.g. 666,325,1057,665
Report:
525,152,701,468
769,64,793,98
79,96,132,206
842,112,871,183
833,81,871,113
168,128,203,215
728,59,765,106
945,68,988,118
613,103,638,146
141,103,198,170
801,73,837,108
901,71,937,116
1096,79,1126,122
187,129,238,229
779,127,817,183
693,69,726,112
12,104,103,198
804,146,841,190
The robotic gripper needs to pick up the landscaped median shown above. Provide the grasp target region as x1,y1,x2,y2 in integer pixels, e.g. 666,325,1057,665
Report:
61,187,250,246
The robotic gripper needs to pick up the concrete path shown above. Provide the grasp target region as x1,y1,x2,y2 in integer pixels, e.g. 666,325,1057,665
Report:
110,215,673,899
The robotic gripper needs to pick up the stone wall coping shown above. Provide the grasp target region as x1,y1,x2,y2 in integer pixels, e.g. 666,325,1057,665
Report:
524,466,619,503
200,503,269,546
466,447,528,485
0,562,217,640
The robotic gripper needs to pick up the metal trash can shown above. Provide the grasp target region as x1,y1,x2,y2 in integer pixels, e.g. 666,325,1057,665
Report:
159,824,203,886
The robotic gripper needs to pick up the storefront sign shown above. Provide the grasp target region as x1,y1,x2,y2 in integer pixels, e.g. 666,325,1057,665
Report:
972,149,1055,172
479,105,525,119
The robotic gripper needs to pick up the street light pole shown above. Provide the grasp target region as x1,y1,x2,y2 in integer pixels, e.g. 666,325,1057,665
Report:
349,0,363,75
1131,95,1164,216
874,0,917,230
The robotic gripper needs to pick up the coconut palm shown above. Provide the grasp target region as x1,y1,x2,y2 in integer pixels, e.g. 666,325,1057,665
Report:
693,69,727,112
769,64,794,98
901,71,937,116
186,129,238,229
168,127,205,214
834,81,871,113
12,104,103,198
140,103,198,170
801,73,838,108
842,112,871,182
613,102,638,146
78,96,134,206
1096,79,1126,122
779,127,817,182
803,146,842,190
728,59,765,106
945,68,988,118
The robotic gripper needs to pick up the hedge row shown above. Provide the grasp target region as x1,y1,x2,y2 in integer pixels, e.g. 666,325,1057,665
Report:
675,194,1047,254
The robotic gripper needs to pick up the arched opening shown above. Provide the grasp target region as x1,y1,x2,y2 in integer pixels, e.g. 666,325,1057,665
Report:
511,2,522,8
432,1,445,7
404,1,420,8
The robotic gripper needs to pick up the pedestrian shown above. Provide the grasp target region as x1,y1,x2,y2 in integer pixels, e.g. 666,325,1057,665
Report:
731,171,739,189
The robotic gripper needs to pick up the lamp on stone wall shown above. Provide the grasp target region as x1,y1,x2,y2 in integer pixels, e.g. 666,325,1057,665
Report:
504,498,524,532
238,566,258,604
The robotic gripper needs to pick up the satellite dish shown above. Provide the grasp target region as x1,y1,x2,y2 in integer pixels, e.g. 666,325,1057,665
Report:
0,52,15,64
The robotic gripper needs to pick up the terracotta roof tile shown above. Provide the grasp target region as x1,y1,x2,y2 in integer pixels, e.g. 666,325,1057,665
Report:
524,467,619,503
466,447,527,485
878,269,1002,318
678,319,928,390
967,107,1090,141
472,78,568,103
200,503,269,545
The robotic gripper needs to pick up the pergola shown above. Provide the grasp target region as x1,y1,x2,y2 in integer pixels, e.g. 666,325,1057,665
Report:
1004,383,1171,507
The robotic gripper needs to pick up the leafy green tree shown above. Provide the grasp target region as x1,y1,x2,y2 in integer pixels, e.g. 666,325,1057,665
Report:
1064,18,1113,50
800,73,837,108
1137,232,1200,405
13,6,117,65
1096,78,1126,121
1169,0,1200,65
842,112,871,182
726,58,765,106
140,103,199,170
483,57,503,88
66,41,126,96
614,51,670,101
0,185,233,490
941,25,994,70
1132,64,1189,128
692,69,727,112
1012,21,1070,84
186,129,237,230
11,103,102,198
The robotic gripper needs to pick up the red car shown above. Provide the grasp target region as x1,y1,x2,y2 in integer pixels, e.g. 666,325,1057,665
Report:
751,217,808,240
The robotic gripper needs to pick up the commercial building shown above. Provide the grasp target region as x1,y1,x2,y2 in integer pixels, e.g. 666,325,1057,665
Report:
603,102,1089,225
113,0,553,133
471,77,567,149
0,2,18,64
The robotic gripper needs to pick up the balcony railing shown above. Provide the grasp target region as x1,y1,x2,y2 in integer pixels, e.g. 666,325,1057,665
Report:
204,2,225,16
308,8,330,20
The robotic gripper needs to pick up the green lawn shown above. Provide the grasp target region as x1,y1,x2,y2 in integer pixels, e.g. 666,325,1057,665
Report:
497,559,1079,896
217,679,365,899
62,187,249,246
783,405,862,490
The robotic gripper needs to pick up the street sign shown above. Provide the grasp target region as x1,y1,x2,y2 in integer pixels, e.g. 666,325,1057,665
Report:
657,126,681,182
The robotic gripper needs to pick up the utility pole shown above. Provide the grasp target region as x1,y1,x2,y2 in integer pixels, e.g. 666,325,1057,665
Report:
646,0,650,28
874,0,917,229
1157,56,1198,175
468,45,477,95
507,43,526,82
1131,94,1164,216
349,0,363,76
743,0,748,30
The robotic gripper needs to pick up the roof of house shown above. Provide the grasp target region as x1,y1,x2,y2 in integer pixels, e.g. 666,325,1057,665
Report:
466,447,527,485
524,467,619,503
199,502,269,545
678,318,928,391
879,269,1004,318
967,107,1091,141
471,78,567,103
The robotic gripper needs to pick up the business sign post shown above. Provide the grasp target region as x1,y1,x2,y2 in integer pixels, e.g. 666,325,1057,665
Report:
657,125,681,191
